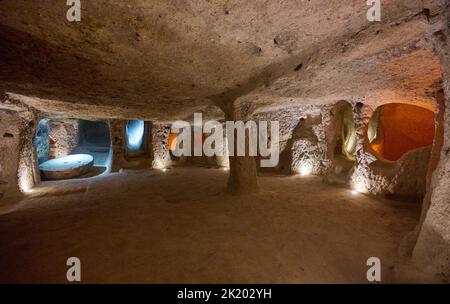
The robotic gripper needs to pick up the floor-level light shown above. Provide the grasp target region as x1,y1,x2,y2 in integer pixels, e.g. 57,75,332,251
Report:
298,163,313,176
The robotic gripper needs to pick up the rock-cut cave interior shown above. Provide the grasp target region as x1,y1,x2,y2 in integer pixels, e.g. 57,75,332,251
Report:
0,0,450,284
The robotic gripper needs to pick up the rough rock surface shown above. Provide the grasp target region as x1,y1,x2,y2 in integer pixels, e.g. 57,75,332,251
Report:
0,0,442,120
412,1,450,283
0,111,25,198
34,118,50,163
0,0,449,283
151,124,172,169
252,105,333,174
47,118,80,159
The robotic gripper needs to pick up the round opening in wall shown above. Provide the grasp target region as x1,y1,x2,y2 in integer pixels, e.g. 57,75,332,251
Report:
368,103,435,161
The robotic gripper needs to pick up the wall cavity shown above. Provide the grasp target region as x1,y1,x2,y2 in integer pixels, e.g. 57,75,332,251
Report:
252,104,333,175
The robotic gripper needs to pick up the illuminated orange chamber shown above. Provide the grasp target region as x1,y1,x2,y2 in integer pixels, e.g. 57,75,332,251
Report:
168,133,177,151
168,132,207,152
369,103,435,162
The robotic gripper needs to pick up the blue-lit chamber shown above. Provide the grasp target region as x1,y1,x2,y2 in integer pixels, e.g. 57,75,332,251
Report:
126,120,145,151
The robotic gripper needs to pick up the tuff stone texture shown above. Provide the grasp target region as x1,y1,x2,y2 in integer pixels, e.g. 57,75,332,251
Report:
109,120,126,172
0,110,25,199
151,124,172,170
252,100,433,198
411,1,450,283
252,104,333,175
47,118,80,159
0,0,441,120
110,120,153,171
224,104,259,194
35,118,50,164
0,0,449,283
0,101,39,198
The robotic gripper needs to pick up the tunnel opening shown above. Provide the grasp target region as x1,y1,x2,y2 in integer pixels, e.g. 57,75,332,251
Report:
326,101,357,184
34,118,111,181
126,120,144,152
335,102,356,161
125,120,150,158
368,103,435,162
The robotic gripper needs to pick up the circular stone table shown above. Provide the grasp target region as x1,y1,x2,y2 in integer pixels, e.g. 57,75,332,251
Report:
39,154,94,180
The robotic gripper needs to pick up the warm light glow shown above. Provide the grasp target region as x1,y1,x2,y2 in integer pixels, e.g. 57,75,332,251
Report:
350,170,370,195
18,177,32,193
352,181,368,194
298,163,313,176
153,159,167,171
368,103,435,161
18,164,35,193
168,133,177,151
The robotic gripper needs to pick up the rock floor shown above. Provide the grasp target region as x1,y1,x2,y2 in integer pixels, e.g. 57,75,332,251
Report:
0,168,420,283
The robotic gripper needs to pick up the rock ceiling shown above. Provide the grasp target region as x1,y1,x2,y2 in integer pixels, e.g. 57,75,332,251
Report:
0,0,443,121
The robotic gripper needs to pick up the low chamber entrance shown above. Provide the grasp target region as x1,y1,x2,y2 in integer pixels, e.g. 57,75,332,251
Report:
333,102,356,162
34,118,111,181
125,120,150,158
126,120,145,152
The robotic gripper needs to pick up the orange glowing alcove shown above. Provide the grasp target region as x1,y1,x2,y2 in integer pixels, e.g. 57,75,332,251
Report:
368,103,435,161
168,133,177,151
167,132,207,152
